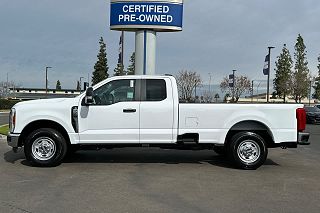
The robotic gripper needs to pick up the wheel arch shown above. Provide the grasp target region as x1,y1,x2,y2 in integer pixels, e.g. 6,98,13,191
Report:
18,120,71,147
225,120,275,148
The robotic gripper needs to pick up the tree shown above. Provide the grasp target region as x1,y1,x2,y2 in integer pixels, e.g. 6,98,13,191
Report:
273,44,293,103
292,34,310,103
113,63,125,76
56,80,62,90
92,37,109,86
127,52,135,75
220,75,251,102
313,55,320,100
214,93,220,102
176,70,202,101
0,81,21,98
202,91,213,103
223,93,230,103
76,81,81,91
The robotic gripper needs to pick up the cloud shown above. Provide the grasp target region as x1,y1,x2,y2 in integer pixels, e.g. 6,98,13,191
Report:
0,0,319,88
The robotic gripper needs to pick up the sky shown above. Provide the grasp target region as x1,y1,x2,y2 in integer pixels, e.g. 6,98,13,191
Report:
0,0,319,90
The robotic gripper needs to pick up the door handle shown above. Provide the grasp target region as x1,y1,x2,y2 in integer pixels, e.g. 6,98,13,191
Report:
123,109,136,113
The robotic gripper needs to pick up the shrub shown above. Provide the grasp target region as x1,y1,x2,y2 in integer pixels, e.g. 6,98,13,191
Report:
0,99,20,110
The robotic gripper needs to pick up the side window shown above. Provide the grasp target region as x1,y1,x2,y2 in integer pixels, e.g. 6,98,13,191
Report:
145,79,167,101
93,79,136,105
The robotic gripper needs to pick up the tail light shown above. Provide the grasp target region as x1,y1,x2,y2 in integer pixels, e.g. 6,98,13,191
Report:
296,108,306,132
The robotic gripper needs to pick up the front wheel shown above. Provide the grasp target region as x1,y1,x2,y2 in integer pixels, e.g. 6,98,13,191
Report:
24,128,68,167
228,132,268,170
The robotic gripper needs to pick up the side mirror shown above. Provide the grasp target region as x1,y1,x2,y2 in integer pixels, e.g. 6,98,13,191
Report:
84,87,94,105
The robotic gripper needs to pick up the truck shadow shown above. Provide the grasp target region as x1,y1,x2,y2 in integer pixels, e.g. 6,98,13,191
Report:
4,148,279,169
3,148,25,164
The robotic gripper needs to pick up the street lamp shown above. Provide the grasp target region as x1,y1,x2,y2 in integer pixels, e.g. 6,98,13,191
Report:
45,66,52,95
208,73,212,93
232,69,236,102
256,82,262,102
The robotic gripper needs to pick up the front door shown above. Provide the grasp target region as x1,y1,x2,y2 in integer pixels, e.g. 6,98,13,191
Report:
78,79,140,144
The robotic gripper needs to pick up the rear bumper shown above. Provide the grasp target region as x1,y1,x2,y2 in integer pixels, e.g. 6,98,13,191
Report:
7,133,20,148
274,132,310,148
298,132,310,145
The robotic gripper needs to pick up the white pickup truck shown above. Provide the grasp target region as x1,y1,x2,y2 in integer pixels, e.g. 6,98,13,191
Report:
7,75,310,169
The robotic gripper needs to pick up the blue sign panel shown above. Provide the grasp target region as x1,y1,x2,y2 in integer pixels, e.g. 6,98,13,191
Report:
110,1,183,31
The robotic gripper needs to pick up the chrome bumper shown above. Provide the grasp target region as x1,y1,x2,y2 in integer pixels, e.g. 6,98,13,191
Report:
7,133,20,148
298,132,310,145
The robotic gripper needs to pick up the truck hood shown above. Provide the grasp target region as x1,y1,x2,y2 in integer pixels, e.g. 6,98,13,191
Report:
13,97,80,109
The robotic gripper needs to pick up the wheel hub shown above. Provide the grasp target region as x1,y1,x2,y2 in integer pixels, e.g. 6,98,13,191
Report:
32,137,56,161
237,140,261,164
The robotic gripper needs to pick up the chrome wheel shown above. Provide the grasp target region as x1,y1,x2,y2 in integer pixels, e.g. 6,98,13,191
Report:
237,140,261,164
31,137,56,161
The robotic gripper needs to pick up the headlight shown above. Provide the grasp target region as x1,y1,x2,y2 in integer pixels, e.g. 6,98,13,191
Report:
9,108,16,133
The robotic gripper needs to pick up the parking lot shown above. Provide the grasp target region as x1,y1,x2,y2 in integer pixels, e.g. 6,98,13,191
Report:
0,112,8,126
0,125,319,213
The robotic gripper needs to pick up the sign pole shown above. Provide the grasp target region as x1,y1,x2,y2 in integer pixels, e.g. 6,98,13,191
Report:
267,46,275,103
135,30,156,75
110,0,183,75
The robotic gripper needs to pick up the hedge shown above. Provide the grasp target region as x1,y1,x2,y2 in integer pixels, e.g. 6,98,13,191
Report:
0,99,21,110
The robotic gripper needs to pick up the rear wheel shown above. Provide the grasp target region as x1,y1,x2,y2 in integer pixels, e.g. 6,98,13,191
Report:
228,132,268,170
24,128,67,167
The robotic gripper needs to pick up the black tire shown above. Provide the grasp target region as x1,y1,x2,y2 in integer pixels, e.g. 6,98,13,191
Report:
228,132,268,170
213,146,227,156
24,128,68,167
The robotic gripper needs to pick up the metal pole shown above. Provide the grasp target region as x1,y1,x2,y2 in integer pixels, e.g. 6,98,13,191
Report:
121,31,124,67
6,72,9,97
135,30,156,75
257,82,261,102
208,73,212,93
251,80,254,103
309,80,312,106
45,66,52,96
267,46,275,103
232,69,236,102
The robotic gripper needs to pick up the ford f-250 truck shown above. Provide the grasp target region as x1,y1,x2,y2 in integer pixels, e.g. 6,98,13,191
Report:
7,75,310,169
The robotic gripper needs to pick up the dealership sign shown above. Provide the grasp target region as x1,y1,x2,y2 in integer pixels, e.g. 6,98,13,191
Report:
110,0,183,32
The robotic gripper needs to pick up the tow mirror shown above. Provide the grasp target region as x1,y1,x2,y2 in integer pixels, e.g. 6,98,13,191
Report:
84,87,94,105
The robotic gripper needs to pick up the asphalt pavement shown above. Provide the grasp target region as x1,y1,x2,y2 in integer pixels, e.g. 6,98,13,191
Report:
0,112,9,126
0,125,319,213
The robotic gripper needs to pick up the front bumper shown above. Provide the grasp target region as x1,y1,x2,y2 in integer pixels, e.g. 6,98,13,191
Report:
298,132,310,145
7,133,20,148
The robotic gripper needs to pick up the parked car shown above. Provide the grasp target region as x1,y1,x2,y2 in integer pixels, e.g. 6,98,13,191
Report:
304,106,320,124
314,104,320,110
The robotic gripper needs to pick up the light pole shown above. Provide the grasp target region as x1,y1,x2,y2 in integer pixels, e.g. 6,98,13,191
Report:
45,66,52,95
79,77,84,92
232,69,236,102
251,80,254,103
309,80,313,106
267,46,275,103
208,73,212,93
257,82,262,102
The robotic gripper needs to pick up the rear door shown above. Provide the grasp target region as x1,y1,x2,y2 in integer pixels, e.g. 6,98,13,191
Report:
139,78,175,143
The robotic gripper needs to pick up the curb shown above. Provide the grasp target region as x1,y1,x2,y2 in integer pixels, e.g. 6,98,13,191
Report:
0,134,7,140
